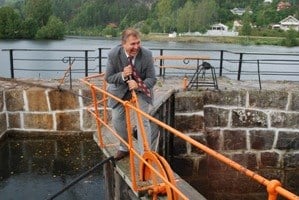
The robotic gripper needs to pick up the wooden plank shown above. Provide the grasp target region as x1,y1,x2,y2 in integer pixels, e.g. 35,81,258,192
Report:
158,65,197,70
154,55,210,61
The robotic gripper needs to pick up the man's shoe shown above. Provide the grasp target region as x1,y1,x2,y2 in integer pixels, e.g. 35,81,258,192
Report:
114,150,129,161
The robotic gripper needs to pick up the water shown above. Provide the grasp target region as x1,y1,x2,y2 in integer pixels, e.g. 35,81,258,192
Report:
0,134,105,200
0,37,299,80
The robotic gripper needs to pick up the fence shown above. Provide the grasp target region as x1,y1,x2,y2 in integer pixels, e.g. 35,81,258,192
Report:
2,48,299,82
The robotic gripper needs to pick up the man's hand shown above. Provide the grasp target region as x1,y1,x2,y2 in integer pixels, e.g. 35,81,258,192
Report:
123,65,132,78
127,80,138,90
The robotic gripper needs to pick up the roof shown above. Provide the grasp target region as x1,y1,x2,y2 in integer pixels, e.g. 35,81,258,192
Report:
279,15,299,25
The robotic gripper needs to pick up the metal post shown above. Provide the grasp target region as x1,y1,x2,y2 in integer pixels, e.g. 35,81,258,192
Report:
237,53,243,80
9,49,14,79
69,57,72,90
98,48,102,74
159,49,163,76
219,50,224,77
85,50,88,77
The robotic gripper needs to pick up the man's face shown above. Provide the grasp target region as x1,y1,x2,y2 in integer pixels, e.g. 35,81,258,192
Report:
123,35,141,57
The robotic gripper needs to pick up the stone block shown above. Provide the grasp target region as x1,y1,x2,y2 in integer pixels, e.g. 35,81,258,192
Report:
206,129,221,150
24,113,53,130
26,88,48,111
0,91,3,111
175,91,204,112
82,109,97,130
9,141,29,173
23,139,56,172
276,131,299,150
249,90,288,109
171,156,195,177
223,130,247,150
260,152,279,167
0,113,7,133
56,111,80,131
204,106,229,127
232,109,267,128
8,113,21,129
175,114,204,132
81,89,103,107
283,152,299,168
250,130,275,150
5,90,24,111
289,92,299,111
190,133,207,154
284,169,299,194
82,108,111,130
173,135,187,155
271,112,299,129
48,90,79,110
203,90,246,107
231,153,257,170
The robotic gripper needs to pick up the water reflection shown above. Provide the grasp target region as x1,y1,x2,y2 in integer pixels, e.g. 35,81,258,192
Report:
0,133,105,199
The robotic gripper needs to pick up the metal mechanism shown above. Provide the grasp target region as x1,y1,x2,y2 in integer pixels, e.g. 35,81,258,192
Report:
187,61,218,89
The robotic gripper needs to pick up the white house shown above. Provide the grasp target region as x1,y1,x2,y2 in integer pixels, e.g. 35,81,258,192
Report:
279,15,299,31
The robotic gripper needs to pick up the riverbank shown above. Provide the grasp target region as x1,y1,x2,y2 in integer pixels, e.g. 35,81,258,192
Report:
141,33,287,46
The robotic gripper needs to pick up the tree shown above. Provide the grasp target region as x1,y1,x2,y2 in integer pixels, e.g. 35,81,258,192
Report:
177,0,195,32
195,0,218,30
156,0,174,33
24,0,52,27
35,16,65,39
20,17,38,38
241,10,252,36
0,6,22,39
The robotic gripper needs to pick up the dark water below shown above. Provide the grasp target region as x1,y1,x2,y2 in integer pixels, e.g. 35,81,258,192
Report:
0,133,105,200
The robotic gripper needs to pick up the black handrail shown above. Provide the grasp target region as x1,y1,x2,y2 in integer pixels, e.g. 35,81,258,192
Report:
2,48,299,81
46,156,115,200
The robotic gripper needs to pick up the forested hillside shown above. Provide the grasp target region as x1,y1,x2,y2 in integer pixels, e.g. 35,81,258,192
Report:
0,0,298,40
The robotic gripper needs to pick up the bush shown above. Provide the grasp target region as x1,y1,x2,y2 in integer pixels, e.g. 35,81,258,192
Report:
0,6,22,39
35,16,65,39
102,26,118,37
281,29,299,47
20,18,38,38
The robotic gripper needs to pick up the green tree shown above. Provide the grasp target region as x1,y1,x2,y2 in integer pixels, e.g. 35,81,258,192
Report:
195,0,218,30
20,17,38,38
24,0,52,27
156,0,174,33
0,6,22,39
241,10,252,36
35,15,65,39
177,0,195,32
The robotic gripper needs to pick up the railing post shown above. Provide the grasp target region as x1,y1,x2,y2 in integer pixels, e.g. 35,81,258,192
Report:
69,57,72,90
98,48,102,74
237,53,243,80
9,49,14,79
219,50,224,77
159,49,163,77
85,50,88,77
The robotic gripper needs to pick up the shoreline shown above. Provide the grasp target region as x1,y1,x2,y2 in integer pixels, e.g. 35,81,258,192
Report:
65,33,291,47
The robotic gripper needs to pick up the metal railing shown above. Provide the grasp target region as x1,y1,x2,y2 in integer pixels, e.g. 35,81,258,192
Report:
2,48,299,82
81,74,299,200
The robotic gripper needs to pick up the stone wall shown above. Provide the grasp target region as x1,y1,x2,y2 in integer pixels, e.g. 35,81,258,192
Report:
173,90,299,200
0,87,98,137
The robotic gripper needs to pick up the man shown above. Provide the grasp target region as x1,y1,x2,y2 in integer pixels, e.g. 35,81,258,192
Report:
105,28,157,160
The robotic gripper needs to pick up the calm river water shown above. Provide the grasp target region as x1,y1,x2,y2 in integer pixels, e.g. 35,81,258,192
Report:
0,37,299,81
